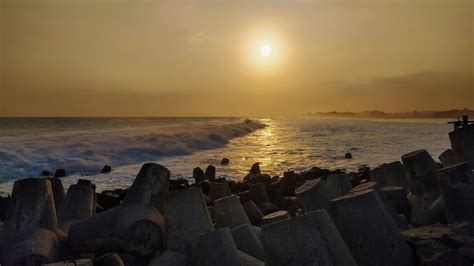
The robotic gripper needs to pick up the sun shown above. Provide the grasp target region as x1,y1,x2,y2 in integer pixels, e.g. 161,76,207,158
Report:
259,44,272,57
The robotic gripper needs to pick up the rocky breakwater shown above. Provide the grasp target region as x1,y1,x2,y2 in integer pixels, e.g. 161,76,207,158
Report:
0,120,473,265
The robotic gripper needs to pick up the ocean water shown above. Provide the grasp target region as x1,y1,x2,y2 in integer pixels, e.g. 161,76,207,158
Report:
0,117,452,195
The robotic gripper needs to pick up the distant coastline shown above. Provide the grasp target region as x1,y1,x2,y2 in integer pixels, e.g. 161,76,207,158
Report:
306,108,474,119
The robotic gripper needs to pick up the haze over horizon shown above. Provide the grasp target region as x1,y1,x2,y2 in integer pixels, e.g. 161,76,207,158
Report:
1,0,473,117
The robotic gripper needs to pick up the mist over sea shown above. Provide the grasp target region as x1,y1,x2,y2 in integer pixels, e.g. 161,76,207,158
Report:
0,117,451,195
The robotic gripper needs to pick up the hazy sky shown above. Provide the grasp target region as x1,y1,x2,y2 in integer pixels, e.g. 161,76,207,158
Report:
1,0,473,117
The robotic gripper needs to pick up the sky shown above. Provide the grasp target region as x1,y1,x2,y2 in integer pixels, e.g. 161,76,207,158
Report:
1,0,473,117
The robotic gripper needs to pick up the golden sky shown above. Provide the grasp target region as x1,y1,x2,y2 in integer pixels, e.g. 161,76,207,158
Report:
1,0,473,117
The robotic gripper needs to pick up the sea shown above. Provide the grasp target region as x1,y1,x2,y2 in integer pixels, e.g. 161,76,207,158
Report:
0,117,452,196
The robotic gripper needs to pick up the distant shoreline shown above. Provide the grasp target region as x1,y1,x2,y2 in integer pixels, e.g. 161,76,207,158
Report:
306,108,474,119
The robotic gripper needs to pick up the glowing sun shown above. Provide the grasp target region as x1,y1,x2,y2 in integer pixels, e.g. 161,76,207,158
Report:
259,44,272,57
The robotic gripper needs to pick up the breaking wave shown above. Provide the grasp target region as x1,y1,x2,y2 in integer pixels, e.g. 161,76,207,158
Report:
0,119,265,181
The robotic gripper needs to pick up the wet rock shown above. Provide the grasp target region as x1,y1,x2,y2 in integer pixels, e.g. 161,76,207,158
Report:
221,158,230,165
101,165,112,173
345,152,353,159
205,165,216,181
54,169,67,178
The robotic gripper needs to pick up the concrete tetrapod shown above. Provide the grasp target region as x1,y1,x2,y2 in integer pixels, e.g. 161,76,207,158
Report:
195,228,241,266
214,195,251,229
261,210,290,225
326,174,352,197
165,187,214,254
0,178,61,266
68,204,165,257
243,200,264,226
94,253,125,266
295,178,333,213
122,163,170,214
330,189,413,266
230,223,265,261
449,123,474,162
208,182,228,201
149,250,188,266
371,161,408,189
58,183,95,232
351,181,407,229
238,250,265,266
0,228,61,266
262,209,356,266
402,149,439,193
381,186,411,222
249,183,278,215
437,172,474,222
47,177,66,213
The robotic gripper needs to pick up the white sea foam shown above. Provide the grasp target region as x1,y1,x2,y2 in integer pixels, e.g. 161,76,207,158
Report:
0,118,265,181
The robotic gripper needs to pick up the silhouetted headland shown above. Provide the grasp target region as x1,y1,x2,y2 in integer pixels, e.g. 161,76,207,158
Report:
308,108,474,119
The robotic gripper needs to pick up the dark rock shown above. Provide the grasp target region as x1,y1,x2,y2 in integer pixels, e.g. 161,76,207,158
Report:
221,158,230,165
403,222,474,265
54,169,67,178
345,152,353,159
101,165,112,174
41,170,51,176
